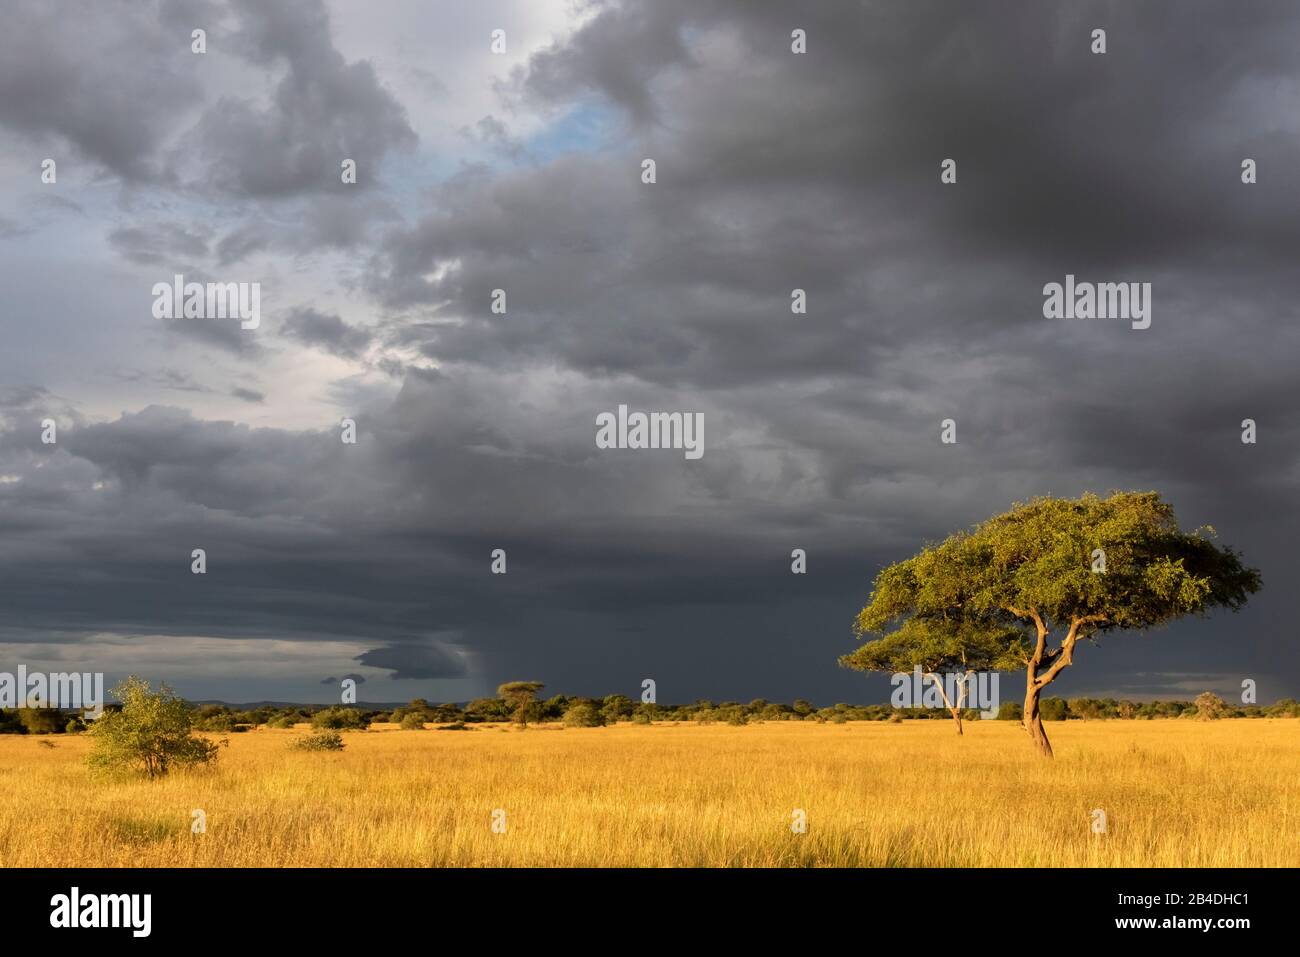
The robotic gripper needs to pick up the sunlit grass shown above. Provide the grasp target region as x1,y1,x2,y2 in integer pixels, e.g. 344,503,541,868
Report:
0,719,1295,866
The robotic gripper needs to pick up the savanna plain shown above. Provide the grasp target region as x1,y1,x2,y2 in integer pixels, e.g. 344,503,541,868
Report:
1,719,1295,867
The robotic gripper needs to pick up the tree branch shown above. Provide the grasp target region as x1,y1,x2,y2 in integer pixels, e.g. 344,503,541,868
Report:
923,672,954,711
1006,606,1049,665
1034,614,1107,689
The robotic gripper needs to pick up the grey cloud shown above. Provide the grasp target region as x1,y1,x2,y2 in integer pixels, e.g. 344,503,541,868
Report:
0,1,200,182
320,673,366,685
355,642,468,681
281,307,373,360
185,0,417,199
110,223,212,266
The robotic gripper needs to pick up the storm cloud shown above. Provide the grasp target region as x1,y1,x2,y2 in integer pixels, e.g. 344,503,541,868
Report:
0,0,1294,705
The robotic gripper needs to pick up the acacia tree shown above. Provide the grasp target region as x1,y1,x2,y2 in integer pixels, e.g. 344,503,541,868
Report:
840,617,1021,735
847,492,1260,757
498,681,545,727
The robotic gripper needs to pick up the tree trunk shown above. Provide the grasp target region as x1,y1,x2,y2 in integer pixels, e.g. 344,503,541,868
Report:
950,707,963,735
1023,681,1053,758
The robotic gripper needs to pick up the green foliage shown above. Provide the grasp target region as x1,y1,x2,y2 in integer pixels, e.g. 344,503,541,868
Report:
841,616,1024,676
465,697,511,722
196,712,236,732
16,708,65,734
852,492,1259,645
600,694,634,724
399,711,427,730
498,681,545,726
310,707,367,730
997,701,1023,721
293,730,345,751
1040,697,1069,721
87,677,219,779
720,706,749,726
563,701,604,727
844,492,1260,752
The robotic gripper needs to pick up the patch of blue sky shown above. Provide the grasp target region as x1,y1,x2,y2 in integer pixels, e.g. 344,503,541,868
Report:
521,101,620,163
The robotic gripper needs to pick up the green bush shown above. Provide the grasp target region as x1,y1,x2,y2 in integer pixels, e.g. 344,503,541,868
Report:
197,713,236,732
292,730,345,751
87,677,219,778
399,712,427,730
563,702,603,727
310,707,367,730
16,708,65,734
1040,697,1068,721
997,701,1023,721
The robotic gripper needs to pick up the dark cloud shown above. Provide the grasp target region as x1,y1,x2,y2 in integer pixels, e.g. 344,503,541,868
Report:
0,0,1294,705
0,0,201,182
281,307,373,360
230,386,265,403
355,644,468,680
184,0,417,199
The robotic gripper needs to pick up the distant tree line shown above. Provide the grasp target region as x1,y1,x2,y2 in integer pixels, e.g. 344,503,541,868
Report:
7,691,1296,735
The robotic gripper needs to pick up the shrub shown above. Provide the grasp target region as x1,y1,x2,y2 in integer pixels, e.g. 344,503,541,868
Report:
563,702,603,727
997,701,1023,721
1039,697,1068,722
600,695,634,724
87,677,219,779
292,730,344,751
311,707,367,730
197,713,236,732
266,715,297,729
464,697,511,721
436,722,469,731
17,708,65,734
1195,692,1227,721
399,712,427,730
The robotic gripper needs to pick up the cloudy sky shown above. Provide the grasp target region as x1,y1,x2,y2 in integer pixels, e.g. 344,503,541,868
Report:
0,0,1295,706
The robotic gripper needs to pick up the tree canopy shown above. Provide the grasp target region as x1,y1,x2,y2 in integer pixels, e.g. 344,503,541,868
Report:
845,492,1261,755
87,676,219,778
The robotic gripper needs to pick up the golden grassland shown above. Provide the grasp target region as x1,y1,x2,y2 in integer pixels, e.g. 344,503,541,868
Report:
0,719,1295,867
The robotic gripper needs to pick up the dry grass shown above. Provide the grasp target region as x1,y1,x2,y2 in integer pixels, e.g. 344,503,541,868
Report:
0,719,1295,867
